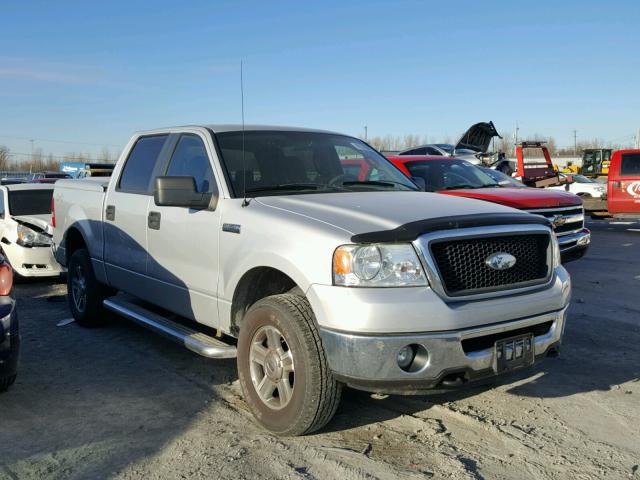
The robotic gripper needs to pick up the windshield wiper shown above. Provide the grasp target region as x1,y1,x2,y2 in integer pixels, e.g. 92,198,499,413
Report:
244,183,348,194
441,184,479,190
342,180,416,190
244,183,322,194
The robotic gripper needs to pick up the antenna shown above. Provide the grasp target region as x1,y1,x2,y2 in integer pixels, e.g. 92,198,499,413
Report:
240,61,250,207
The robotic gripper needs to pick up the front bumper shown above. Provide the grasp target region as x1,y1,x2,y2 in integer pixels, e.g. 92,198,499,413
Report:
558,228,590,262
319,305,568,394
4,242,65,278
0,297,19,380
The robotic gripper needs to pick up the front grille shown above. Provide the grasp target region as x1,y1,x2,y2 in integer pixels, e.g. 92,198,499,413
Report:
430,233,550,296
526,206,584,236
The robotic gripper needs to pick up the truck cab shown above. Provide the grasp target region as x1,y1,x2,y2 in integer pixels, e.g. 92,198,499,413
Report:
607,149,640,216
581,148,612,179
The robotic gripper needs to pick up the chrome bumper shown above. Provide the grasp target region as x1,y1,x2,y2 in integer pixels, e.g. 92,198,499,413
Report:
558,228,590,252
319,305,568,393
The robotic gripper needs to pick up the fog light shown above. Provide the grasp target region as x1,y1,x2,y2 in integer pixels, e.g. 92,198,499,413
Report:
397,345,415,369
397,344,429,373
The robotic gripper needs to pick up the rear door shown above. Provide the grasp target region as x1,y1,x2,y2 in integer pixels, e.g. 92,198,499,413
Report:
145,132,222,327
608,151,640,213
103,134,170,298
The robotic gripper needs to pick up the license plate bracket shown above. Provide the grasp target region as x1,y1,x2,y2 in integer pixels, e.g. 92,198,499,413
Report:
495,333,534,373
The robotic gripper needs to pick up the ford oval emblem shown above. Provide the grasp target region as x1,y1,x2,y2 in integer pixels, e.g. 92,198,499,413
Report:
485,252,516,271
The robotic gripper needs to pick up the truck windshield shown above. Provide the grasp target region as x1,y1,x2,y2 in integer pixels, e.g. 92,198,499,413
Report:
215,131,418,197
8,189,54,216
404,159,500,192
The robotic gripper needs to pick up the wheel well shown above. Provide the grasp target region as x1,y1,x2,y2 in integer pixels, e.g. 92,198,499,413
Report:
230,267,300,336
65,227,87,263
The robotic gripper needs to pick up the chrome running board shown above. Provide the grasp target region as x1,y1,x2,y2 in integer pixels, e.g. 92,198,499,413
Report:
103,296,237,359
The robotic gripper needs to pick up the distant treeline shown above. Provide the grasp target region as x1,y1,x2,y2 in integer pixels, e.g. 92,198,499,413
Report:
0,145,116,172
363,132,633,156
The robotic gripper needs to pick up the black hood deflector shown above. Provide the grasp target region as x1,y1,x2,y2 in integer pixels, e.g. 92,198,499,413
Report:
350,213,551,243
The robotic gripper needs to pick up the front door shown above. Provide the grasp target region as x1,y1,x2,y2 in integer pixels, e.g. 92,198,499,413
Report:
608,151,640,214
146,132,221,327
103,134,170,299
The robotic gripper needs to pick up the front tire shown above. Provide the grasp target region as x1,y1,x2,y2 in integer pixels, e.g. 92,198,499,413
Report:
67,248,114,327
237,294,342,436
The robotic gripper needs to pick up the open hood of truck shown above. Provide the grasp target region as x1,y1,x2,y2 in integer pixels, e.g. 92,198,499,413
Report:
454,121,502,154
256,191,519,236
12,215,54,235
439,187,582,209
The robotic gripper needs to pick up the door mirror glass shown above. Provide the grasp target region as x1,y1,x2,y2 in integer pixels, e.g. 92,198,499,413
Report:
154,176,214,209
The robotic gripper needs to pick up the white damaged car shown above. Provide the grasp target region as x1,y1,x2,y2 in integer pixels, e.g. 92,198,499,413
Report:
0,184,63,278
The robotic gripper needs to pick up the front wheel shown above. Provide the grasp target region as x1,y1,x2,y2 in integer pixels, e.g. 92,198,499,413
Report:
237,294,342,436
67,248,114,327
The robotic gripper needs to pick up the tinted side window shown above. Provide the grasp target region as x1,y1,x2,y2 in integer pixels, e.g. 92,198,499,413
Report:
425,147,443,156
620,153,640,176
119,135,168,193
165,135,215,193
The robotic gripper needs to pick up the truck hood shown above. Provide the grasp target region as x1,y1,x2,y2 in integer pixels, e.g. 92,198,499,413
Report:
256,191,518,235
439,187,582,209
454,121,502,154
12,215,54,234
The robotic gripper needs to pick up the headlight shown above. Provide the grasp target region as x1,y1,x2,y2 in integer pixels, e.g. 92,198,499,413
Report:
333,243,428,287
551,235,561,268
17,224,52,247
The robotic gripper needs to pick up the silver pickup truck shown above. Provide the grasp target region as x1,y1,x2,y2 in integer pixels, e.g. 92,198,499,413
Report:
53,125,571,435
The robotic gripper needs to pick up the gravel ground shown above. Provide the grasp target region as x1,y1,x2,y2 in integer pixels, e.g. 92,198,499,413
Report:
1,219,639,480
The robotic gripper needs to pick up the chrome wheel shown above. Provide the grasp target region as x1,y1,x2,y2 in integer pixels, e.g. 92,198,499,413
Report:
71,264,87,313
249,325,295,410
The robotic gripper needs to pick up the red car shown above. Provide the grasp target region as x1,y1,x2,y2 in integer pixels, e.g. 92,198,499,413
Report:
385,155,591,262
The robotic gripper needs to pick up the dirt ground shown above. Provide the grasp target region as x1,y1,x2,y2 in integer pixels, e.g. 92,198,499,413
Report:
1,219,638,480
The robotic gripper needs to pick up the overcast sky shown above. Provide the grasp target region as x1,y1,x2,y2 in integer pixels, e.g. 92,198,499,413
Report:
1,0,638,159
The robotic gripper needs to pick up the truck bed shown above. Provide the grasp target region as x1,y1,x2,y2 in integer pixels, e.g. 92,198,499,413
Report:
52,178,108,267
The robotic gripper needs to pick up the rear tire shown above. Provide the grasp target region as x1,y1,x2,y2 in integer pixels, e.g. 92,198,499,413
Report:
67,248,114,327
237,294,342,436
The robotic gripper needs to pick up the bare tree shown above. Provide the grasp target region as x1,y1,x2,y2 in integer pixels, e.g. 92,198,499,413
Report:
0,146,10,171
97,146,113,163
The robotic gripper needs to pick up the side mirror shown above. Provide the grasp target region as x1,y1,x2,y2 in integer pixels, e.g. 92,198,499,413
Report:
410,176,426,192
565,175,575,184
154,176,215,209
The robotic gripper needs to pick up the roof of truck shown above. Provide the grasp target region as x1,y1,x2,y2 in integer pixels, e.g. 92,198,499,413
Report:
138,124,343,135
